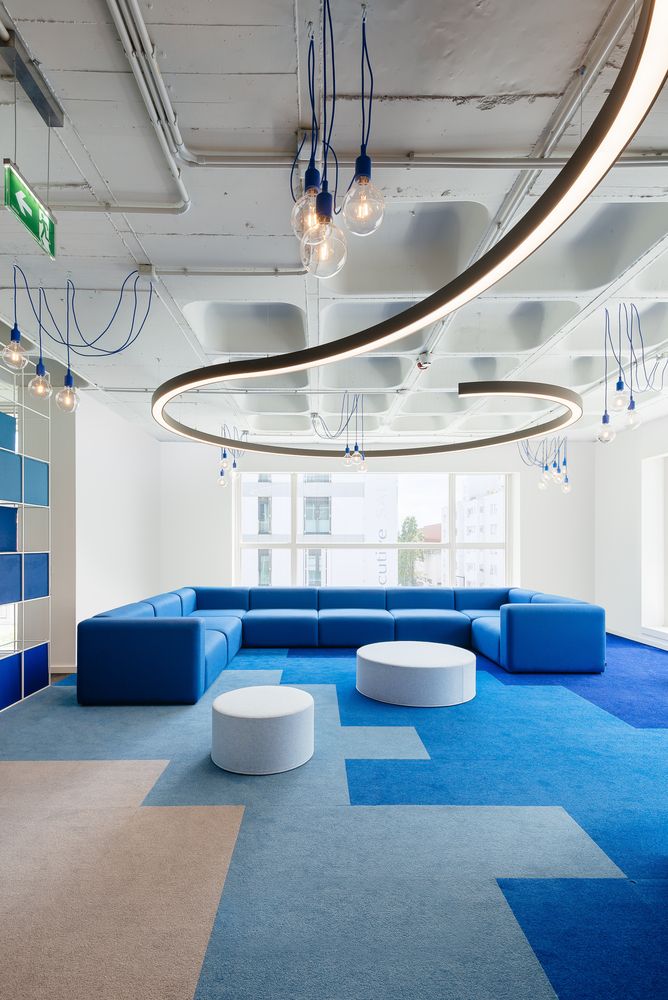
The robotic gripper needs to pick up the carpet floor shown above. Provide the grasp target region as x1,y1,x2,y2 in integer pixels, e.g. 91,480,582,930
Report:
1,635,667,999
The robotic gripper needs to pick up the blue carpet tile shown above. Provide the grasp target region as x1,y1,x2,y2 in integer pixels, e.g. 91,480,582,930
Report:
1,634,667,998
481,633,668,728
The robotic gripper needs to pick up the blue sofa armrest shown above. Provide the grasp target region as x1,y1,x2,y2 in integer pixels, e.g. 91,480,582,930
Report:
77,617,206,704
499,603,606,674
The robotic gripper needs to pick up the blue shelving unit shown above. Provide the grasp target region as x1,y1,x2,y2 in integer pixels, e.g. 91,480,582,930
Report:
0,351,50,711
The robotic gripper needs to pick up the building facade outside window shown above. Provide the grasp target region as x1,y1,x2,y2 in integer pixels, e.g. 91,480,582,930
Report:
238,473,510,588
304,548,325,586
303,495,331,535
257,549,272,586
257,496,272,535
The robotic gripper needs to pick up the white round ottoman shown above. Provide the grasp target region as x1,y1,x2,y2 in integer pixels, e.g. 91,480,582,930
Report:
356,641,476,707
211,685,314,775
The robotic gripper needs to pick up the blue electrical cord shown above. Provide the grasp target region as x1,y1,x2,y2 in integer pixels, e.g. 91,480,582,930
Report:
11,263,153,359
360,9,374,151
602,301,668,395
308,32,318,163
290,33,320,203
289,135,307,203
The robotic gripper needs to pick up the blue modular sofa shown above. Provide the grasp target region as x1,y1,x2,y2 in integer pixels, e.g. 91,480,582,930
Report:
76,585,606,705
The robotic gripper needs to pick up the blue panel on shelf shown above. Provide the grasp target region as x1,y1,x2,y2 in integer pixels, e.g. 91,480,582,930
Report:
0,506,17,552
24,552,48,600
0,412,16,452
23,643,48,697
0,652,21,709
24,457,48,506
0,553,21,605
0,449,21,502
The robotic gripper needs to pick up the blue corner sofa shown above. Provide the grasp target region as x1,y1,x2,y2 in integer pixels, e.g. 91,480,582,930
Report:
76,586,606,705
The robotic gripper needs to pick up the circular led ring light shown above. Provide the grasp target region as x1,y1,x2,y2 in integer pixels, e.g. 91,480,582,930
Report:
153,0,667,446
153,381,583,458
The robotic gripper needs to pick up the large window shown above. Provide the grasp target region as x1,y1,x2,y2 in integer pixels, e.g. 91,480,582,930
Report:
303,495,331,535
238,473,510,588
257,497,272,534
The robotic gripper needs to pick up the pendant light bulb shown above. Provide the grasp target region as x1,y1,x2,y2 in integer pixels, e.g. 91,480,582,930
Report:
301,225,347,278
28,361,52,400
597,412,615,444
55,372,79,413
358,453,367,473
230,458,239,478
611,378,629,411
218,470,229,488
343,445,352,466
291,165,321,241
2,324,29,371
562,476,572,494
626,399,641,430
541,464,550,481
537,479,548,492
301,184,347,278
352,443,362,464
220,449,230,471
343,154,384,236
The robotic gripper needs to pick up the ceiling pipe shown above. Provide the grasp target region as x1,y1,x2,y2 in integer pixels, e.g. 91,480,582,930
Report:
53,0,191,216
111,0,668,172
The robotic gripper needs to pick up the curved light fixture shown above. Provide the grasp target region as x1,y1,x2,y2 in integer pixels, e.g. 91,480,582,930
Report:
153,0,664,447
152,381,582,458
155,0,667,404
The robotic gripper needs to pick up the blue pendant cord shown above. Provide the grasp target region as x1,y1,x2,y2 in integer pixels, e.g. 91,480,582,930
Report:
308,32,318,165
322,0,338,200
360,8,374,154
600,301,668,394
37,287,44,368
11,264,153,359
603,309,610,416
517,435,564,469
12,263,17,328
312,391,363,441
360,392,365,456
65,280,72,376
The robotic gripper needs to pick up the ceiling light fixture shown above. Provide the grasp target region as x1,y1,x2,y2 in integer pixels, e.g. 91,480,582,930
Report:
290,29,321,241
5,264,154,413
342,6,384,237
312,392,368,469
153,382,582,459
28,289,52,400
519,436,573,494
154,0,668,441
598,302,667,440
291,2,383,273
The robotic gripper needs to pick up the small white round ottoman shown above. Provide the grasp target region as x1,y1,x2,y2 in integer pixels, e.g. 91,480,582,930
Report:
211,685,314,775
356,641,476,707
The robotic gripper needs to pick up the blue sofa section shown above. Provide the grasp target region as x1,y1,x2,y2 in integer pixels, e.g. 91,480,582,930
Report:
76,585,606,704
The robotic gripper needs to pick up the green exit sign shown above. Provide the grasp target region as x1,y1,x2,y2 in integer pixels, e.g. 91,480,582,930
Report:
3,159,56,258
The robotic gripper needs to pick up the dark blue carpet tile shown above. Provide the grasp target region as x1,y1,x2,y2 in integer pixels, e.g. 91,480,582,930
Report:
479,634,668,729
498,878,668,1000
287,647,357,657
55,675,76,686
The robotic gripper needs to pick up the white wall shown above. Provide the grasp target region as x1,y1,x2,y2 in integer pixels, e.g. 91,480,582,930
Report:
75,393,162,623
157,439,596,601
50,403,76,672
159,442,234,589
595,412,668,648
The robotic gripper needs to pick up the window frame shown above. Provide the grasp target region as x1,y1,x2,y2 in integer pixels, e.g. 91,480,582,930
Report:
236,473,512,587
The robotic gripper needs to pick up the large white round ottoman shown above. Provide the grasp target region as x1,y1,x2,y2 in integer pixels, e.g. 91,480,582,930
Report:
356,641,476,707
211,685,314,775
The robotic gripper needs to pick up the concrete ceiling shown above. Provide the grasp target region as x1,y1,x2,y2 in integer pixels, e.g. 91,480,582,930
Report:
1,0,668,448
